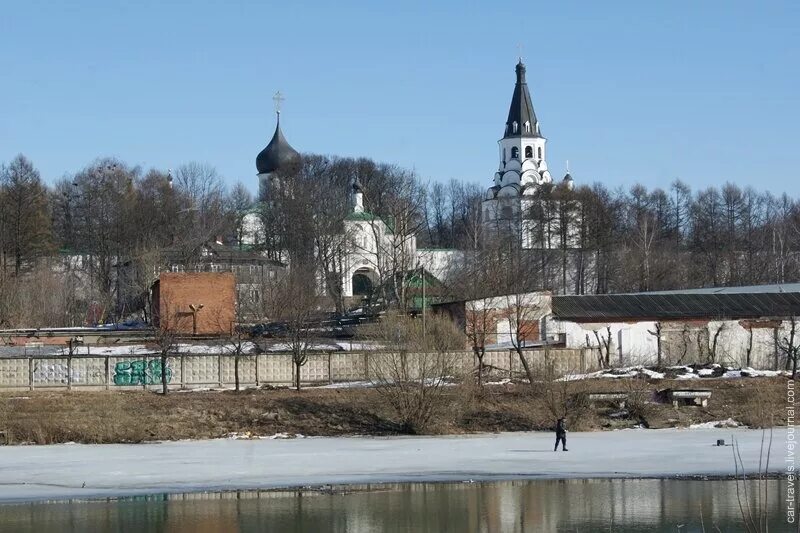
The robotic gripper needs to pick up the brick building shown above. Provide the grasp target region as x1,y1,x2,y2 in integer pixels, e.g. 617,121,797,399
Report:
151,272,236,335
432,291,552,349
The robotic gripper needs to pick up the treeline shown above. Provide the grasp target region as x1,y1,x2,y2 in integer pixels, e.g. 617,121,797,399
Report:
2,151,800,327
0,155,250,326
514,180,800,294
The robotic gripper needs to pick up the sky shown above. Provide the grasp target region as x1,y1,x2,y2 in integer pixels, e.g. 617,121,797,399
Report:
1,1,798,197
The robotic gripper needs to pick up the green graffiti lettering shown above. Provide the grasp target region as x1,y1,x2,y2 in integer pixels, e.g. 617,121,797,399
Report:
113,359,172,386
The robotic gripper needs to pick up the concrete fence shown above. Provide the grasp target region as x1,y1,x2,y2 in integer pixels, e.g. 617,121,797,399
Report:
0,348,593,391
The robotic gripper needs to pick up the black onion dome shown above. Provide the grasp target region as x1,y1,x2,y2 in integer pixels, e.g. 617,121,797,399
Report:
256,117,300,174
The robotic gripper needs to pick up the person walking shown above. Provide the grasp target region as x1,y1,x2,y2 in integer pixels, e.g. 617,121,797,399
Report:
554,417,568,451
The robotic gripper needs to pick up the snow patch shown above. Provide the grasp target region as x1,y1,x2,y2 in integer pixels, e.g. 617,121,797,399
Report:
226,432,306,440
317,381,375,389
688,418,742,429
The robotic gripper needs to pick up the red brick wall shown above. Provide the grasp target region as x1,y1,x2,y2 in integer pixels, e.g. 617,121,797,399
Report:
153,272,236,335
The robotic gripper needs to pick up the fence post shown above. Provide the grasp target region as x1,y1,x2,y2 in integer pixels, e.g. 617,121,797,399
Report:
363,352,369,381
28,357,34,391
105,356,110,390
67,355,72,391
328,352,333,384
255,354,260,387
180,354,186,390
218,352,223,388
143,356,148,390
508,351,513,379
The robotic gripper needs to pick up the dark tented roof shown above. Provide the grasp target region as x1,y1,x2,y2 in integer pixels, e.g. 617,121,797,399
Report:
553,286,800,322
504,61,542,139
256,116,300,174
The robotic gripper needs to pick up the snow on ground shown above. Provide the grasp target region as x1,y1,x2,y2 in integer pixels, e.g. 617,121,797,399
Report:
316,381,375,389
688,418,742,429
560,364,790,381
0,428,785,503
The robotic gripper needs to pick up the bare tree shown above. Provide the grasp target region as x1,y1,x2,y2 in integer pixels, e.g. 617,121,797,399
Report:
647,322,663,366
151,300,185,394
593,327,613,368
504,292,549,384
778,316,799,378
364,311,465,433
266,267,320,391
226,329,252,392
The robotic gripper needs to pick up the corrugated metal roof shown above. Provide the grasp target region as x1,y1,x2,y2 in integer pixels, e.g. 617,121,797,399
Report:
553,287,800,322
629,283,800,295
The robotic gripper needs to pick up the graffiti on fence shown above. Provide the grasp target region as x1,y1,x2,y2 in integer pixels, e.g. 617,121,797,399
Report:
113,359,172,386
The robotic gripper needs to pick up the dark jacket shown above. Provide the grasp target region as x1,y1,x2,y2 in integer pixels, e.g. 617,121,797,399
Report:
555,418,567,435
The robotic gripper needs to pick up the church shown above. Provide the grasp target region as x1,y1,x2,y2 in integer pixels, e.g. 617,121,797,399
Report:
482,60,577,249
242,59,579,304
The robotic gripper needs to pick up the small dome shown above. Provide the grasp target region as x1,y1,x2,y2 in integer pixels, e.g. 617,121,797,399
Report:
256,119,300,174
563,173,575,190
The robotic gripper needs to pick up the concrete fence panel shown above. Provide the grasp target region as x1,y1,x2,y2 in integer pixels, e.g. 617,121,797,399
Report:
259,354,293,384
0,347,604,391
220,355,257,386
0,358,29,388
330,352,365,382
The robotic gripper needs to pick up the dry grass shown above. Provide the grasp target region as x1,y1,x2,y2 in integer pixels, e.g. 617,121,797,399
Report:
0,377,789,445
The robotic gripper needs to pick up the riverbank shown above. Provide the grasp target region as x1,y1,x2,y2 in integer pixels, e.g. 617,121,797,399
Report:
0,377,788,444
0,428,787,502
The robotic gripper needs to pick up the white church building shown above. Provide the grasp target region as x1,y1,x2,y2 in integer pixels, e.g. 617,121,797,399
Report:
243,59,577,301
482,60,577,249
243,103,455,300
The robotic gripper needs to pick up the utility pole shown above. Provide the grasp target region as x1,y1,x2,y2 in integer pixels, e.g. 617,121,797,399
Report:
421,265,426,348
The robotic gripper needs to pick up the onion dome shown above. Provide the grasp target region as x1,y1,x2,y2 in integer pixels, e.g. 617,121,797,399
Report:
563,172,575,190
256,114,300,174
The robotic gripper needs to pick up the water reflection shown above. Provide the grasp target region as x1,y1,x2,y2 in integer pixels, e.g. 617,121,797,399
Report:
0,478,791,532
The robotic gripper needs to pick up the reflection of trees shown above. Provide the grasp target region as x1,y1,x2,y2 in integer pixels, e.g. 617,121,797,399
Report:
6,479,788,531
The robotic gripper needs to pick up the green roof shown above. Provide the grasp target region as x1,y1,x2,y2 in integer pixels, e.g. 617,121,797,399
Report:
344,211,395,233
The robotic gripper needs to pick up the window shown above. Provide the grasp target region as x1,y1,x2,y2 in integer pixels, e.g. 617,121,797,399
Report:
268,270,276,279
502,148,506,163
537,147,542,159
511,147,519,159
525,146,533,159
524,121,531,133
512,121,518,133
502,206,513,219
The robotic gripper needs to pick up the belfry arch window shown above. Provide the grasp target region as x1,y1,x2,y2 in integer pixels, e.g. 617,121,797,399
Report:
525,146,533,159
511,147,519,159
524,121,531,133
537,147,542,159
512,121,518,133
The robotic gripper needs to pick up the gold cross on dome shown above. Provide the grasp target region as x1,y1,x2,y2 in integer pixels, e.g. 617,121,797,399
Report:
273,91,285,114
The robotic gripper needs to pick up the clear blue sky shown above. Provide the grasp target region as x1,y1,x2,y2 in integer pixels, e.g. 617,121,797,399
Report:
1,1,798,196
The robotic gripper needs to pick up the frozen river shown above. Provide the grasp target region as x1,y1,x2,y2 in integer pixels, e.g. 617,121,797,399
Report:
0,427,788,502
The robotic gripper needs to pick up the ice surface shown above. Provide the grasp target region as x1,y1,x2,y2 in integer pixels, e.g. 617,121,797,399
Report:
0,428,785,503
